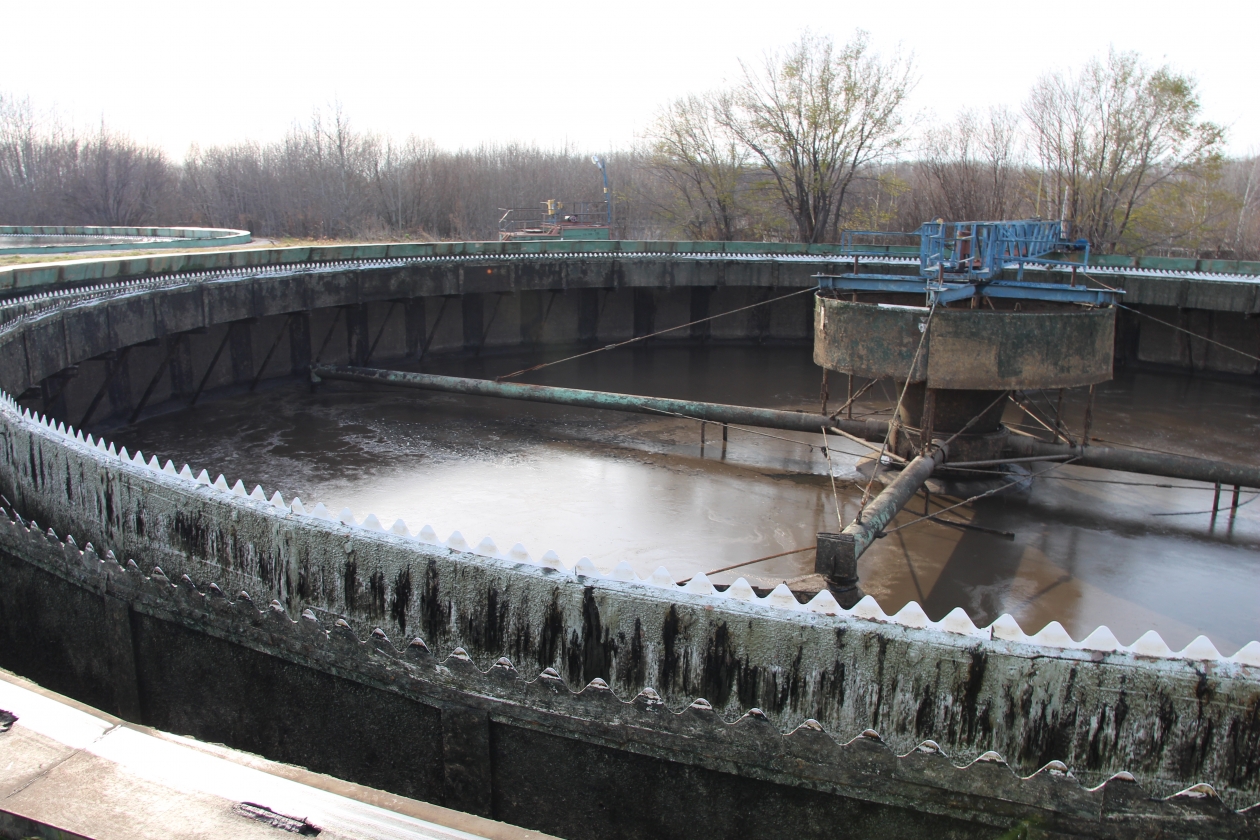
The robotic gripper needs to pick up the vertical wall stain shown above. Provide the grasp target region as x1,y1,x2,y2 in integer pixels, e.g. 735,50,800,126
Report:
368,570,386,619
390,566,412,635
580,586,612,684
537,594,565,671
421,558,447,643
615,616,646,690
343,558,358,612
962,648,990,743
661,605,681,693
701,622,737,708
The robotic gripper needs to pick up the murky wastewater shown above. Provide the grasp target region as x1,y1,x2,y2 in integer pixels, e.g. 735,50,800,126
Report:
112,345,1260,653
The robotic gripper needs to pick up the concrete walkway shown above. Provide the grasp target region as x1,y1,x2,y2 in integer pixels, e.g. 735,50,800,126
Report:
0,670,555,840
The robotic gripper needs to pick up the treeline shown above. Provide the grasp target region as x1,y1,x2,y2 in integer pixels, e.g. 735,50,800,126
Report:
0,100,652,241
640,36,1257,258
1,37,1258,258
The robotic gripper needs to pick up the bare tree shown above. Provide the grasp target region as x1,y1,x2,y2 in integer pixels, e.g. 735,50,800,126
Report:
718,30,914,243
920,107,1023,221
1228,154,1260,258
65,125,174,226
183,141,276,234
0,98,175,226
1024,49,1224,252
0,95,73,222
1119,157,1241,256
643,91,754,240
366,136,439,236
7,61,1255,256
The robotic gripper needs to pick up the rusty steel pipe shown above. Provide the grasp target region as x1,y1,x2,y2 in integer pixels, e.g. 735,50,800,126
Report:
815,442,948,599
845,442,948,557
1002,435,1260,489
312,365,1260,490
311,364,890,441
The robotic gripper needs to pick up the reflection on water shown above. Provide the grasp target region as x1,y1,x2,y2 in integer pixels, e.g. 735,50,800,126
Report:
112,345,1260,653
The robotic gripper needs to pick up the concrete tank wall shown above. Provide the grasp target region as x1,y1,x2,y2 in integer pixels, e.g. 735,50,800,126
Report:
0,245,1257,831
0,225,251,256
0,396,1257,812
2,252,1256,431
0,259,818,429
5,509,1252,838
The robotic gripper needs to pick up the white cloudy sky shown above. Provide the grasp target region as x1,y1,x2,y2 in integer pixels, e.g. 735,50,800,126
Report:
3,0,1255,157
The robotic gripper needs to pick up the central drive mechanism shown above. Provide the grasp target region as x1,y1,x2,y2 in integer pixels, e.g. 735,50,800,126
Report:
811,220,1122,602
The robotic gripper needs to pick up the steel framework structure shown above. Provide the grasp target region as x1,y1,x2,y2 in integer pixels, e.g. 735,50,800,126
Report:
822,220,1115,306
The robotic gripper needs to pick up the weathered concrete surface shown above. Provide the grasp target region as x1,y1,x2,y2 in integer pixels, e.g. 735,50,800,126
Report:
0,510,1256,838
0,405,1257,814
1114,271,1260,314
0,250,1251,447
0,246,1257,835
0,225,251,257
0,238,1257,302
813,296,1115,389
1124,305,1260,376
0,669,557,840
0,260,821,428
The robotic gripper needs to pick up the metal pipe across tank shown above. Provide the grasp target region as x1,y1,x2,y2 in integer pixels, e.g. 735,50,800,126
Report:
815,442,949,595
1002,435,1260,489
311,364,1260,489
310,364,891,441
843,442,949,558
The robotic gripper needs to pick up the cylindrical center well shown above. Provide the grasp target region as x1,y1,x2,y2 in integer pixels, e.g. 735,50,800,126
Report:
892,384,1009,461
813,293,1116,462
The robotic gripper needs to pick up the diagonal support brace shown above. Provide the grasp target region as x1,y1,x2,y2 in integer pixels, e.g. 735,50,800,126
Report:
816,441,949,602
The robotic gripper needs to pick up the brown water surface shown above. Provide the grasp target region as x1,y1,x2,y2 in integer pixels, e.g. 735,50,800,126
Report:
112,345,1260,653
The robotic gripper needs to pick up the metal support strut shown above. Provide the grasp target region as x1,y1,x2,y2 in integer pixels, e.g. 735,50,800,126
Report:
815,441,949,604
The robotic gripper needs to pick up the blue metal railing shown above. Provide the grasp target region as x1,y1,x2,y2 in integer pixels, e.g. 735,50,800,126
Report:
916,220,1089,281
817,220,1114,306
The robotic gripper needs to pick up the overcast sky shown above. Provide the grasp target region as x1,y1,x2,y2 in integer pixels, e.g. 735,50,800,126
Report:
3,0,1255,158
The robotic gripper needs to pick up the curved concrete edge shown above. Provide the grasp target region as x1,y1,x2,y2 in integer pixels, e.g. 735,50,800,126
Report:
1,398,1259,808
0,226,251,257
1087,253,1260,276
6,394,1258,663
0,668,557,840
1,239,1257,309
0,240,869,295
0,514,1258,836
0,245,1256,808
